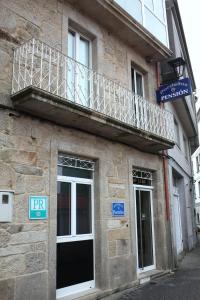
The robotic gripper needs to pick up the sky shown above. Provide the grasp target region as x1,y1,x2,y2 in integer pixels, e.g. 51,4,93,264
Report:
177,0,200,97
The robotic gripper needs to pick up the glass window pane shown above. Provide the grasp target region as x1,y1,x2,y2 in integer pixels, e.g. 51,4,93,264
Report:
76,184,92,234
68,31,75,59
67,31,76,101
57,166,93,179
57,182,71,236
154,0,165,21
56,240,94,289
140,190,153,267
79,37,89,67
136,72,143,97
115,0,142,23
131,68,135,93
144,7,167,45
144,0,153,10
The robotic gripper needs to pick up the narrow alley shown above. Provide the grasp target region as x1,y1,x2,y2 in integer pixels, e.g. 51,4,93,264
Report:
103,244,200,300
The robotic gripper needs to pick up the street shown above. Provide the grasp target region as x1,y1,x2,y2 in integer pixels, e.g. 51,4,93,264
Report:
103,244,200,300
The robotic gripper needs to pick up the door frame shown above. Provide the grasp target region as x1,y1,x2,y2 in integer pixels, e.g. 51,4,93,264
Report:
56,175,95,298
172,187,183,255
133,185,156,274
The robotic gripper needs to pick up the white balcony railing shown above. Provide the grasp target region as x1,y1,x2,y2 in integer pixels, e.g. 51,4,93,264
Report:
12,39,174,141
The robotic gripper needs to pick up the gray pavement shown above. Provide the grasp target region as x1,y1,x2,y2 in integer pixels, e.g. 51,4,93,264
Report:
103,244,200,300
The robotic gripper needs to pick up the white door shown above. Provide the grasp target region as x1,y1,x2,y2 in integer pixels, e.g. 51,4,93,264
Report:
134,186,156,273
56,175,94,298
67,30,91,107
173,188,183,255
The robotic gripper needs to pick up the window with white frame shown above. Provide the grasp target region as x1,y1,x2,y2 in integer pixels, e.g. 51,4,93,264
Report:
183,135,189,160
115,0,168,46
174,118,180,147
67,29,91,106
131,68,144,97
198,181,200,198
196,156,199,173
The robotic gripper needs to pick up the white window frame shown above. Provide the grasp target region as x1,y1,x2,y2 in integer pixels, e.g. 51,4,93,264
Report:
131,68,145,97
57,175,94,243
68,28,92,67
67,28,92,107
174,118,180,148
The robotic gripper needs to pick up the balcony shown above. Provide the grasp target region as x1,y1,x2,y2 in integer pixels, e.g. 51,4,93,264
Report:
11,39,175,153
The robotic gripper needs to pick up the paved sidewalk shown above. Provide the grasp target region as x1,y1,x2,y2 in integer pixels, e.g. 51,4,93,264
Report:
103,245,200,300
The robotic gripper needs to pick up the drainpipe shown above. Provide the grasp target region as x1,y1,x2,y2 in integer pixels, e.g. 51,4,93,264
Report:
155,62,170,220
156,62,174,269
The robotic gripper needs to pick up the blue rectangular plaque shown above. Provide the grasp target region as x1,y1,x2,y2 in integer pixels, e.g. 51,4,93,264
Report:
156,77,192,103
29,196,48,220
112,202,125,217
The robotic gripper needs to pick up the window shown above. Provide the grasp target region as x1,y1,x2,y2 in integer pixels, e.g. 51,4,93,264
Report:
183,135,189,160
198,182,200,198
115,0,168,46
131,68,144,97
174,118,180,147
67,29,91,106
196,156,200,173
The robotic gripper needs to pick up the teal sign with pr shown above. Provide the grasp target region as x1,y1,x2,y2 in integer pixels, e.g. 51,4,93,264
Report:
29,196,48,220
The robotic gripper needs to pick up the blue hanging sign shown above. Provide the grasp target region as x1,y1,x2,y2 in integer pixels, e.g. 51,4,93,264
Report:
112,202,125,217
156,78,192,103
29,196,48,220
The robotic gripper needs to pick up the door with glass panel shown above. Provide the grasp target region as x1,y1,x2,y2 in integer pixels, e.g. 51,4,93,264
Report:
67,29,90,107
56,156,94,298
134,187,155,273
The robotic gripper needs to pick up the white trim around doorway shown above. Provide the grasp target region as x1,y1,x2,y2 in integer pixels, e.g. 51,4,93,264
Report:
133,185,156,274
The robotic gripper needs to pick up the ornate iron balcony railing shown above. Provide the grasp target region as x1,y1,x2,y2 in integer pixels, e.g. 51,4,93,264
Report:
12,39,174,141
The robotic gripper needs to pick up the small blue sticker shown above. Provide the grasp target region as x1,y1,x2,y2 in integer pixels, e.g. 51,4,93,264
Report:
112,202,125,217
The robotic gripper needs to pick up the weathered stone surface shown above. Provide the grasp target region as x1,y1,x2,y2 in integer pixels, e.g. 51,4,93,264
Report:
0,163,15,189
0,49,10,81
15,174,26,195
0,150,37,165
15,271,48,300
107,219,121,229
6,224,23,234
117,239,129,256
25,175,45,193
0,254,25,279
107,228,129,241
25,252,46,273
108,241,117,257
9,231,47,245
0,244,32,257
22,223,46,232
108,183,126,198
0,229,11,248
12,163,43,176
0,112,10,133
13,194,28,222
0,278,15,300
108,256,133,288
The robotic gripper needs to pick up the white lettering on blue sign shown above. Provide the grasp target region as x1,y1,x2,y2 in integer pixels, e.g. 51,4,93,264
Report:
112,202,125,217
156,78,192,103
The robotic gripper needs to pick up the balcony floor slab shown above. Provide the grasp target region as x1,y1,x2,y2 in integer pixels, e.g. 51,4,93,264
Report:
11,87,174,154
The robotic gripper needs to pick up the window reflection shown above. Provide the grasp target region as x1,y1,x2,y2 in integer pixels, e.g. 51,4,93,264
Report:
76,184,92,234
57,182,71,236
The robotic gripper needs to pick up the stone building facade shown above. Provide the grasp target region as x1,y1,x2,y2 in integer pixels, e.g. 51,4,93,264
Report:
0,0,192,299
